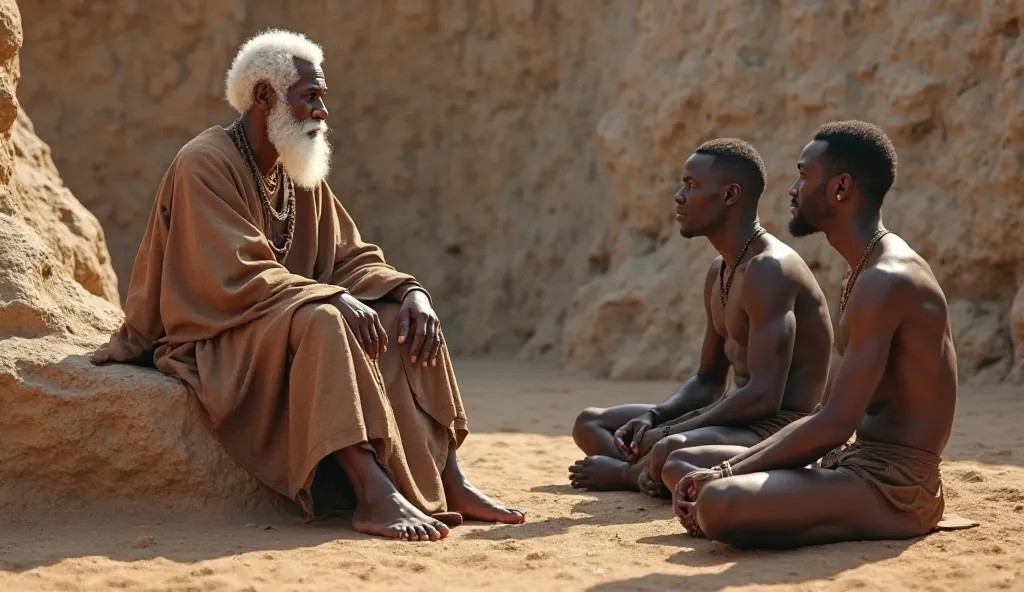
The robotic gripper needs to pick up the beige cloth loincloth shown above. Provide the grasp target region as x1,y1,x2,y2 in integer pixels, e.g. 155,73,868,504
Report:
745,410,807,440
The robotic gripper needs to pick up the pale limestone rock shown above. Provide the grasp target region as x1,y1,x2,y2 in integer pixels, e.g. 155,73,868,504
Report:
0,0,281,515
13,0,1024,383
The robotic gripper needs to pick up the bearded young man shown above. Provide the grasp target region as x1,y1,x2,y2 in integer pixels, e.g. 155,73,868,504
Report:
91,29,524,542
672,121,966,548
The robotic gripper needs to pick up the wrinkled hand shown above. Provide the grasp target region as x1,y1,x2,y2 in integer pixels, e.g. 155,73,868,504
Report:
673,468,722,537
613,412,655,462
334,292,387,360
398,290,442,368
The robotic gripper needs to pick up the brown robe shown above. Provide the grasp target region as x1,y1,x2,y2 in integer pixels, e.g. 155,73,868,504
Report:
93,126,468,521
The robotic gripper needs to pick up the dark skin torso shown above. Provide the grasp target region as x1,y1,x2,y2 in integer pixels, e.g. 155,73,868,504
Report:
569,233,835,494
709,239,832,416
834,238,957,455
672,234,959,548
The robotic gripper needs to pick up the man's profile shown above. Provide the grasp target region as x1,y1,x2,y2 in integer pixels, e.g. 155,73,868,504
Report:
672,120,964,548
569,139,832,496
92,29,525,542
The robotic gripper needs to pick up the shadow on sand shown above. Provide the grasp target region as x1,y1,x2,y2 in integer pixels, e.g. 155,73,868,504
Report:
587,534,916,591
462,484,671,542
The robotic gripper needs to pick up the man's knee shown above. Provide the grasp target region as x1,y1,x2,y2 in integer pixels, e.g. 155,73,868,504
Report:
661,446,703,481
651,435,689,473
291,303,346,349
572,407,606,443
695,479,745,542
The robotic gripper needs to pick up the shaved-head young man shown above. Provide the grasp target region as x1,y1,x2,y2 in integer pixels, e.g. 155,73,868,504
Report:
672,120,959,549
92,29,524,542
569,139,833,495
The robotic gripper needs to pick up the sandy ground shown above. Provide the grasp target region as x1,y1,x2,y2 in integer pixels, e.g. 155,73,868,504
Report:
1,358,1022,591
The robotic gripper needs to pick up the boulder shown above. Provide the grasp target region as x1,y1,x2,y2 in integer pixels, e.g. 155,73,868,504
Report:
0,0,282,516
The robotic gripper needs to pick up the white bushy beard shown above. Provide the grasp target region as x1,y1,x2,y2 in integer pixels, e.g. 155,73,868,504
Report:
266,97,331,190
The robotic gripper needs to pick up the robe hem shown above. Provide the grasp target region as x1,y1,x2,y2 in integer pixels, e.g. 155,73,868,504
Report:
293,421,392,498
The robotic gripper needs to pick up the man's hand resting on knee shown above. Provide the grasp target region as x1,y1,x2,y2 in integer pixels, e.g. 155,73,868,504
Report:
398,290,442,368
334,292,388,361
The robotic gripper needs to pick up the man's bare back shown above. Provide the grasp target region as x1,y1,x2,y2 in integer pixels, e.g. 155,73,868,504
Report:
672,121,961,549
569,139,832,494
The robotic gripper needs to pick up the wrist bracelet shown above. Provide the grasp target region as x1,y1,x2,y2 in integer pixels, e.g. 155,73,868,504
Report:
718,460,734,477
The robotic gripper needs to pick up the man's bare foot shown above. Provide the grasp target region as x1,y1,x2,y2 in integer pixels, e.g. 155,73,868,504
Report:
637,469,671,499
568,455,631,491
443,478,526,524
352,492,451,542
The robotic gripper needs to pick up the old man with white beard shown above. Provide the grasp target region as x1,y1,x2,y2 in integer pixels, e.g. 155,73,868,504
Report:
91,29,525,542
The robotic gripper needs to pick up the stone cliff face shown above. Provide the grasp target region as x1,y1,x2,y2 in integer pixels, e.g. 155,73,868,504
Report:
0,0,280,515
16,0,1024,382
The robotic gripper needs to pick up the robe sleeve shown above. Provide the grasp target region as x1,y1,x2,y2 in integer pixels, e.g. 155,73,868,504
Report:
324,184,430,303
95,141,343,363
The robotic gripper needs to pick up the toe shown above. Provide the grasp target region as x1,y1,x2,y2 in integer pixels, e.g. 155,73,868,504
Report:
432,521,450,539
423,523,441,542
414,525,428,541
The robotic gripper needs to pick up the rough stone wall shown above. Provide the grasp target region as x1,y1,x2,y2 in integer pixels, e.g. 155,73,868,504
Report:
0,0,281,515
17,0,1024,382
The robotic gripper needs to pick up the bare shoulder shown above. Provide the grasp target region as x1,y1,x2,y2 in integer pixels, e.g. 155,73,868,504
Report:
847,238,945,324
741,237,810,297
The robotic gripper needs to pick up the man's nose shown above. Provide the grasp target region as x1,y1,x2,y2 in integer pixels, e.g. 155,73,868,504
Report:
674,189,685,205
312,99,328,121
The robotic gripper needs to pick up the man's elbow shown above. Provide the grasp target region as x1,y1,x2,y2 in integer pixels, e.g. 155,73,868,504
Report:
754,393,785,418
737,386,784,420
693,372,728,404
809,410,858,449
716,390,782,424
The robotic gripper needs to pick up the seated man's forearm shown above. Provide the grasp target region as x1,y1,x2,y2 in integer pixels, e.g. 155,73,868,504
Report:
654,374,725,423
666,387,778,435
726,415,849,475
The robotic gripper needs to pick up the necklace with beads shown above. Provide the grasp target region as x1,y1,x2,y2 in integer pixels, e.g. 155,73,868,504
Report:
228,120,296,260
838,228,890,316
719,225,766,307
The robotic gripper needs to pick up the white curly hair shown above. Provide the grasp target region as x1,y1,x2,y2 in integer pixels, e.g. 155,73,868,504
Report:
224,29,325,114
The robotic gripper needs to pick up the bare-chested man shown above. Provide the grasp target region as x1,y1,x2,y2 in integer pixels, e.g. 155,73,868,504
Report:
672,120,958,549
569,139,833,494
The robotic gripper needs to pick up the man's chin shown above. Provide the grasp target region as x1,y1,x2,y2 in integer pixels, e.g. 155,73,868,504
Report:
678,226,698,239
787,216,818,238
